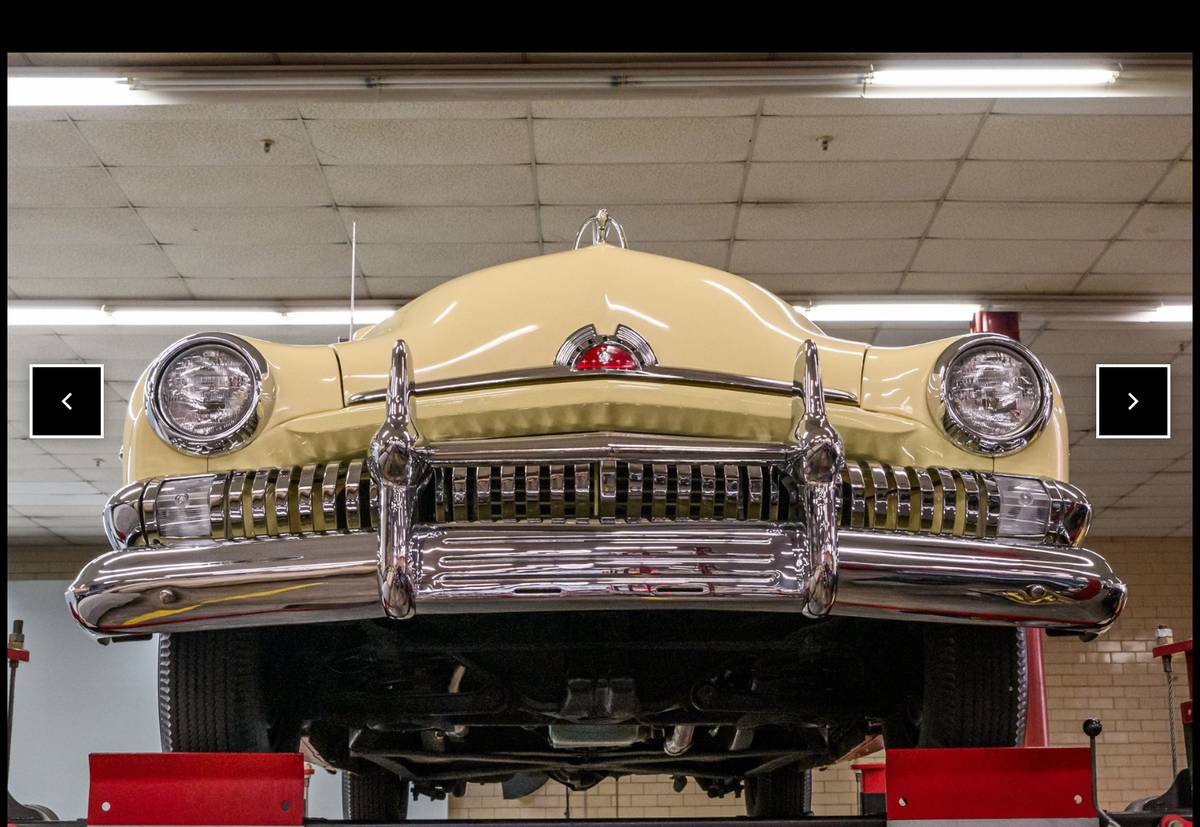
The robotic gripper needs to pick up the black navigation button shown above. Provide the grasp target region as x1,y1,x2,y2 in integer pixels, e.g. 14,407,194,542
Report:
29,364,105,439
1096,364,1171,439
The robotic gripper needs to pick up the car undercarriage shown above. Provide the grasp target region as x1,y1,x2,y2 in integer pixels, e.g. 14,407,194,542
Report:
273,612,921,798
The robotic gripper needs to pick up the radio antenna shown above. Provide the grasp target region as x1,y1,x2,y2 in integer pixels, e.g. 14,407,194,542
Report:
348,220,357,343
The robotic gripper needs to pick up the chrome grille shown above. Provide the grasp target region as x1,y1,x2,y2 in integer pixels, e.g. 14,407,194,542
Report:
429,462,791,523
139,457,1011,544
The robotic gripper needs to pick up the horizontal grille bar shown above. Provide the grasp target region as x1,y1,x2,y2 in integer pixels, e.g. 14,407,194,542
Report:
142,458,1012,544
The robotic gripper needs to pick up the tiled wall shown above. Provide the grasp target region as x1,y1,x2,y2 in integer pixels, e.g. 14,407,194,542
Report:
8,537,1191,814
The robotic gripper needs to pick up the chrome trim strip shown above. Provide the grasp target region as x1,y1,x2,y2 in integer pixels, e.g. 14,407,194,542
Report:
425,432,791,466
345,460,365,531
346,366,859,405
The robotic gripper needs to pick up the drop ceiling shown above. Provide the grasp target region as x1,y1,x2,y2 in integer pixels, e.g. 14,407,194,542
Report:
6,53,1193,551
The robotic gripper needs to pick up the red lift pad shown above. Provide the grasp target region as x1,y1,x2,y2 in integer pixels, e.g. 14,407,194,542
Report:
886,747,1096,824
88,753,304,826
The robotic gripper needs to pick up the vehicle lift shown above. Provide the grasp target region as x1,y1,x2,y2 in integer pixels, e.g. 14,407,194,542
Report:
7,620,1194,827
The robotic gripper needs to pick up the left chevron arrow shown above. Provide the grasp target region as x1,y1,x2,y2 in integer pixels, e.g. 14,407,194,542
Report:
61,392,73,410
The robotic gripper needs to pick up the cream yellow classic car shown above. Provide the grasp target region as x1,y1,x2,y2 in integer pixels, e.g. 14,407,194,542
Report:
69,211,1126,819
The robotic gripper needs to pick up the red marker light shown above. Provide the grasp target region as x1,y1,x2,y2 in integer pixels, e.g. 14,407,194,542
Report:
573,343,639,371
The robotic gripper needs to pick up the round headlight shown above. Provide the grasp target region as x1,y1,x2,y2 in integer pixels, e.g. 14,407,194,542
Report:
145,334,271,455
929,335,1052,456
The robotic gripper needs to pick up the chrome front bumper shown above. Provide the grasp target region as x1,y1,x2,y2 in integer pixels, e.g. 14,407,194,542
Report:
68,338,1126,639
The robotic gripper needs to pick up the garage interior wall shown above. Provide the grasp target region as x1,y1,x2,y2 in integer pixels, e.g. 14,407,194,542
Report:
7,536,1191,816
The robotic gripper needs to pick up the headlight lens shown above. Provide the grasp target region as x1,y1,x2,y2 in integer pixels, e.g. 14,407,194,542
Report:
946,348,1043,438
160,344,256,436
145,334,270,455
931,335,1052,455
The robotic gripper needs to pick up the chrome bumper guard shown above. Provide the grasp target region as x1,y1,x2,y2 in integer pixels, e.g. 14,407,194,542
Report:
67,339,1126,638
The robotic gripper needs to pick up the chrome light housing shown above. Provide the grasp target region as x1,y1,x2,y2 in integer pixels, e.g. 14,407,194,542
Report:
144,333,273,456
928,334,1053,456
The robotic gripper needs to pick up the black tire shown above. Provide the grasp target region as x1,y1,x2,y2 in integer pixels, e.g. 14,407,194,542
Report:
884,625,1027,749
745,767,812,818
158,630,296,753
342,771,410,821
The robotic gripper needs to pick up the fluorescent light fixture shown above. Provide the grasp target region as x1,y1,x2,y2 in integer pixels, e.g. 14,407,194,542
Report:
6,76,145,106
7,306,398,327
6,306,111,326
801,303,981,323
1129,304,1193,323
866,65,1121,98
871,67,1118,88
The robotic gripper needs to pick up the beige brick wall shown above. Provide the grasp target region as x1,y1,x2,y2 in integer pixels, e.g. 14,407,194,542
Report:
8,537,1190,814
448,536,1191,818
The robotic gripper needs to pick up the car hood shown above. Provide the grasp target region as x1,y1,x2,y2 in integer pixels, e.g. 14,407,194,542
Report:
333,245,867,404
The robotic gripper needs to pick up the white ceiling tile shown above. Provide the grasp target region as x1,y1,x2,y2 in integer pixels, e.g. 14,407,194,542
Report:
949,161,1168,202
111,166,331,207
7,208,154,245
542,204,734,242
8,277,191,300
58,333,178,360
163,243,350,279
1151,162,1193,203
306,119,530,165
5,334,78,363
763,98,989,116
1172,351,1192,376
532,97,758,118
357,242,541,278
326,165,534,206
1120,204,1192,240
541,240,731,270
1074,273,1192,295
76,119,313,165
991,98,1193,116
930,203,1134,240
139,207,346,245
912,239,1103,273
730,239,917,274
747,273,904,296
7,121,96,167
7,167,128,207
971,115,1192,161
533,118,754,164
5,106,69,121
364,276,462,299
67,103,300,121
754,116,981,161
902,272,1082,294
6,244,177,280
744,161,957,202
340,207,538,244
299,101,528,120
614,241,729,270
182,278,354,300
1092,241,1192,274
537,163,745,204
1032,329,1189,355
737,203,934,240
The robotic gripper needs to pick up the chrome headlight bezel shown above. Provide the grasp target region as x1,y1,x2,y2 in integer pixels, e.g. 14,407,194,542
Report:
144,332,274,456
928,334,1053,457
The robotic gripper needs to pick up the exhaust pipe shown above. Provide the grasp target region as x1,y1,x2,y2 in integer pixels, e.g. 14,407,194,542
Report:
664,724,695,756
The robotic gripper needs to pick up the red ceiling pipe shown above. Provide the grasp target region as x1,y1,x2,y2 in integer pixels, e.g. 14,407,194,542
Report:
970,311,1049,748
